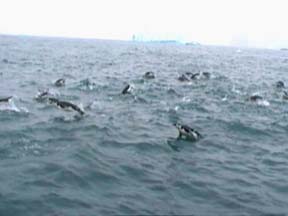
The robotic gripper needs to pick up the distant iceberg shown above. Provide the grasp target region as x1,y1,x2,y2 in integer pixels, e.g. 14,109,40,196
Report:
131,34,184,44
149,40,180,44
185,42,201,46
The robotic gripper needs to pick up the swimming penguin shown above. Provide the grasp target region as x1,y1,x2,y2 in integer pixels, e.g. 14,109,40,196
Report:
0,96,12,103
54,78,65,87
143,71,155,79
190,73,200,80
34,89,50,101
276,81,285,89
37,90,49,98
248,94,270,106
249,95,263,102
121,84,133,94
174,123,201,141
178,74,190,82
202,72,211,79
48,97,85,115
184,72,193,77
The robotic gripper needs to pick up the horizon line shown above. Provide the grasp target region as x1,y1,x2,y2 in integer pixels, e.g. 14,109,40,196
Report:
0,33,282,50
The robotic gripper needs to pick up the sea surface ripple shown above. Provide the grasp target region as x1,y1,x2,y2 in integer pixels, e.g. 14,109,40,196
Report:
0,35,288,216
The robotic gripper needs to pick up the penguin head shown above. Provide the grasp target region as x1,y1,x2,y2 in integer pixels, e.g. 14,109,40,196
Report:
48,97,58,104
276,81,285,89
173,123,182,130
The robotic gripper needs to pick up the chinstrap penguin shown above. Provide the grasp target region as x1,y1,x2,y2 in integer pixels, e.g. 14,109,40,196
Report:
0,96,13,103
54,78,65,87
121,84,133,94
143,71,155,79
174,123,201,141
48,97,85,115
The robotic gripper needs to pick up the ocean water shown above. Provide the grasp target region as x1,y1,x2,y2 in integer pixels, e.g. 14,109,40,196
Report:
0,35,288,216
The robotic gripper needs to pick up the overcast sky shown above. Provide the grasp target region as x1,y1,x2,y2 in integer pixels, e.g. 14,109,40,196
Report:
0,0,287,48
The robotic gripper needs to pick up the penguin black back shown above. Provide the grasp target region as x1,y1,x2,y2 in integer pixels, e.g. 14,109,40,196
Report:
276,81,285,89
122,84,131,94
48,97,84,115
0,96,12,102
249,95,263,101
191,73,200,80
54,78,65,87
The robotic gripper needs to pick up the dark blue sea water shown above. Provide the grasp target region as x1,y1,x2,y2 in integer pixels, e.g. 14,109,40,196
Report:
0,35,288,216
